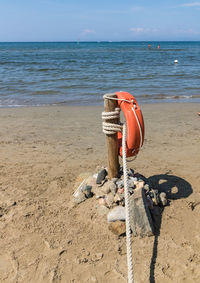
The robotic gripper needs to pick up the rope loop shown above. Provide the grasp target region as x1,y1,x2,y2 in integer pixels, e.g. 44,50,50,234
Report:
102,107,121,135
102,107,120,120
103,93,132,104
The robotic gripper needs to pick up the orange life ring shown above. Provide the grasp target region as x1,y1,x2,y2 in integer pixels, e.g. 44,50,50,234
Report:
115,91,145,157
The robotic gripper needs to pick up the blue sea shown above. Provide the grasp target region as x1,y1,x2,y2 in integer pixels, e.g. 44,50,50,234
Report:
0,41,200,107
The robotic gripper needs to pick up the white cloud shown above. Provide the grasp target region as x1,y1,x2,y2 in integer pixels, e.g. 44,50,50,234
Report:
130,27,159,34
130,27,145,33
81,29,96,36
181,2,200,7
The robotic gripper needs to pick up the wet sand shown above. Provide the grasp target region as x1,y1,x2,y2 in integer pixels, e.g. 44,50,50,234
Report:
0,103,199,282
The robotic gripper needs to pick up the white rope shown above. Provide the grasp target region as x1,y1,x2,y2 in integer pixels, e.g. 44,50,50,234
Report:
102,107,122,135
103,94,143,150
103,93,132,104
131,106,143,149
122,123,134,283
102,95,134,283
102,122,122,135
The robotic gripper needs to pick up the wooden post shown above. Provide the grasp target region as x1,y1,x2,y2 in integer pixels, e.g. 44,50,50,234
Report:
104,93,119,179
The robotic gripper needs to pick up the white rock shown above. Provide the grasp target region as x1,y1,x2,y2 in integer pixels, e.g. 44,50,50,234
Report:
73,190,86,204
107,206,126,222
93,174,98,179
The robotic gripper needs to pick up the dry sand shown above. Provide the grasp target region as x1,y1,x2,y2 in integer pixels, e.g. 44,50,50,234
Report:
0,103,199,283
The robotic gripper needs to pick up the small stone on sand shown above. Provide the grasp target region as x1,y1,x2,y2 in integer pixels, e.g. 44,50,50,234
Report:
108,221,126,236
73,190,87,204
96,169,107,184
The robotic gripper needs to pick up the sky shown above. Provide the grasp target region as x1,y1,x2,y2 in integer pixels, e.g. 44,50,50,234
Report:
0,0,200,41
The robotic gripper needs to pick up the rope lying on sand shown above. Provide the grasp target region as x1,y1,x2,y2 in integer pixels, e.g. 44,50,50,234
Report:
102,100,134,283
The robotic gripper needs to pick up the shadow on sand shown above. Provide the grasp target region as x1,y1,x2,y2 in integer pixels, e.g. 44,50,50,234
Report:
147,174,193,283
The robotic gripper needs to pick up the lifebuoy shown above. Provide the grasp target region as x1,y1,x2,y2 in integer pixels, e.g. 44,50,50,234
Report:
115,91,145,157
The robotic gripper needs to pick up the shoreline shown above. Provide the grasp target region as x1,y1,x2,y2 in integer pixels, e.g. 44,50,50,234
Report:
0,100,200,109
0,100,199,109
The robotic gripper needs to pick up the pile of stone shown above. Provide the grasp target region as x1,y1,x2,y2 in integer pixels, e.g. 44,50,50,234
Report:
73,167,167,236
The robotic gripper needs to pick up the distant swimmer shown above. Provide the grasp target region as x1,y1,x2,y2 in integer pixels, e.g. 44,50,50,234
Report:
148,44,151,49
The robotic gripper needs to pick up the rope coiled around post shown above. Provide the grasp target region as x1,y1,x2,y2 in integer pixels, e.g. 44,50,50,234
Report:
102,107,122,135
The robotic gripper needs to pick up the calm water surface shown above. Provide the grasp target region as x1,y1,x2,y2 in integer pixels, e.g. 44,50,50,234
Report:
0,41,200,107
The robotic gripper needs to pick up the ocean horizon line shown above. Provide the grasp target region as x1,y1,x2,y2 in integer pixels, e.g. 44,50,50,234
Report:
1,40,200,43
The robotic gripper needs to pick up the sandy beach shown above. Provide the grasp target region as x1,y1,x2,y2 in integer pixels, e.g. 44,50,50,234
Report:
0,102,199,283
